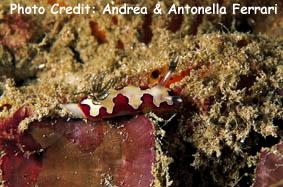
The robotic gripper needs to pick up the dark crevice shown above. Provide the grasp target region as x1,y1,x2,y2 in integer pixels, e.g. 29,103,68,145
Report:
166,14,183,33
188,14,203,35
34,33,47,44
237,166,255,187
273,118,283,127
216,16,233,33
0,45,16,69
137,14,153,44
69,46,84,64
13,50,38,87
191,154,222,187
237,39,249,48
15,76,38,87
241,129,280,155
236,74,256,91
234,16,254,33
273,118,283,136
162,113,197,187
37,36,55,53
166,141,196,186
0,104,12,112
277,88,283,96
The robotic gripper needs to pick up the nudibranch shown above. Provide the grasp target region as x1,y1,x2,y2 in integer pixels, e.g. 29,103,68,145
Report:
63,57,182,121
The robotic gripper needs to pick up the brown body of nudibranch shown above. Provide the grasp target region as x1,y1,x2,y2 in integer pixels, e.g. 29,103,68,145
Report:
63,57,182,121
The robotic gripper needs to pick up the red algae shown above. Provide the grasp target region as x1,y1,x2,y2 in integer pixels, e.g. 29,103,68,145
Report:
89,21,108,44
253,142,283,187
0,106,41,187
0,14,33,49
116,116,155,186
1,153,42,187
0,107,156,187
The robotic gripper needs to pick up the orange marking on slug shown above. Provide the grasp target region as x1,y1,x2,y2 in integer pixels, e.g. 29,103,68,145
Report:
164,68,192,88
